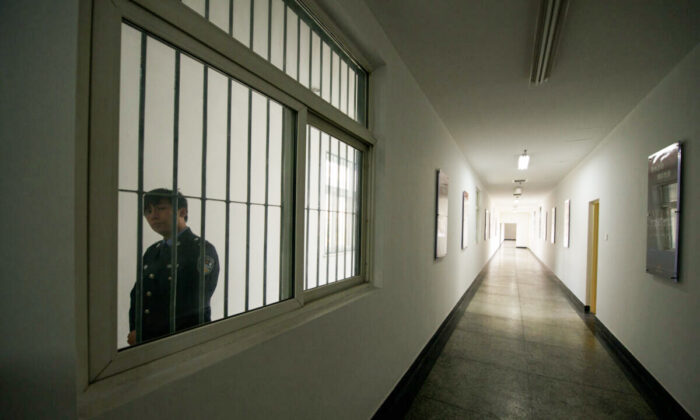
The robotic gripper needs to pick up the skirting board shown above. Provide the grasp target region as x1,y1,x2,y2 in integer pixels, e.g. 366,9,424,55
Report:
529,250,692,420
371,256,493,419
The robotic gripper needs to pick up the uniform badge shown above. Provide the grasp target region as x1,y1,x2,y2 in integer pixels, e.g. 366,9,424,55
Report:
198,255,216,275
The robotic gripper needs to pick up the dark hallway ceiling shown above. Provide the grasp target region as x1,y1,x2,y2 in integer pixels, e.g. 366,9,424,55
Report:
363,0,700,208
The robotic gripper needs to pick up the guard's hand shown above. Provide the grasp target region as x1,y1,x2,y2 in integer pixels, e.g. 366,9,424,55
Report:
127,330,136,345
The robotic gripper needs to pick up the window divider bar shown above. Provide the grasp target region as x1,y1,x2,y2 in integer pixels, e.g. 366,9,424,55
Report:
296,15,301,82
351,148,357,275
245,89,252,311
304,126,311,290
263,98,271,306
135,31,148,343
170,51,182,334
334,139,340,282
228,0,233,36
267,0,272,61
224,78,232,318
315,129,321,289
282,4,287,73
199,66,209,325
325,137,331,286
344,143,350,277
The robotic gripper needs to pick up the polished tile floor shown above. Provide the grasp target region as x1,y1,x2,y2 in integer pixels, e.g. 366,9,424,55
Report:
405,242,656,419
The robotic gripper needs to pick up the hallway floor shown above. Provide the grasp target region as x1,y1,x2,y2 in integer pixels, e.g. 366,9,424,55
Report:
405,242,656,419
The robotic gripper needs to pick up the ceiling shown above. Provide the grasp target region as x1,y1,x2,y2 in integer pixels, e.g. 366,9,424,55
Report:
363,0,700,210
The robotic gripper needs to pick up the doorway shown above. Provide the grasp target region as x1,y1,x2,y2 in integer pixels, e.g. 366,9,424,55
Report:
504,223,517,241
586,200,599,313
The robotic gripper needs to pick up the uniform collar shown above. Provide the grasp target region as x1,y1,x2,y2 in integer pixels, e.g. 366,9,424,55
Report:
163,227,190,247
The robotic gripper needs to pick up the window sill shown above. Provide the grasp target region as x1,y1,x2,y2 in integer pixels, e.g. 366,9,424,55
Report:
78,282,376,418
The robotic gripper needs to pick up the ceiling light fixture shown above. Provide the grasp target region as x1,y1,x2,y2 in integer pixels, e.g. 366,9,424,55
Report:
530,0,569,85
518,150,530,170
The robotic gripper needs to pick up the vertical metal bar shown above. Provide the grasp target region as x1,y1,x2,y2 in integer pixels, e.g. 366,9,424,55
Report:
304,126,310,290
170,51,182,334
282,4,287,73
245,89,252,311
278,107,287,300
228,0,233,37
351,149,358,275
224,78,232,318
334,139,340,282
308,25,312,88
319,40,323,99
325,135,331,286
344,143,350,278
199,66,209,325
345,61,350,117
296,15,300,82
249,0,255,50
135,31,148,343
205,0,210,19
315,127,321,288
329,49,333,107
263,99,270,305
267,0,272,61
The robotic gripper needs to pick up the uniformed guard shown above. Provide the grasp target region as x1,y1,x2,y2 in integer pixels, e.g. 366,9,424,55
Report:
128,189,219,346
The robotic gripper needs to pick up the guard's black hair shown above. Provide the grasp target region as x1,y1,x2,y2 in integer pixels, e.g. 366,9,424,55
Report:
143,188,188,221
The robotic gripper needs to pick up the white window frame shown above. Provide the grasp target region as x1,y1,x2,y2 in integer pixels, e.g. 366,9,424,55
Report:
81,0,374,413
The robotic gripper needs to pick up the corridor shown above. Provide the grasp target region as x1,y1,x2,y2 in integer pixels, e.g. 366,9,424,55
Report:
405,242,656,419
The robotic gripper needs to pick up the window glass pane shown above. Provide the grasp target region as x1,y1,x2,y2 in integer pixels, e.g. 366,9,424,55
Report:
250,92,267,204
321,42,330,102
143,37,175,192
304,126,361,290
232,0,251,47
117,25,295,350
207,68,228,200
285,10,298,79
178,54,203,197
209,0,230,33
331,51,339,109
268,101,283,206
298,21,310,88
310,32,321,96
340,60,348,115
249,204,265,309
230,81,249,203
252,0,269,59
182,0,205,15
228,203,247,316
266,206,281,304
117,192,138,349
119,25,141,191
205,200,227,321
269,0,285,70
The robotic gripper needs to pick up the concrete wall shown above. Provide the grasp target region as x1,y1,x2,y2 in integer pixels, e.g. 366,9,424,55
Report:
0,1,81,418
530,44,700,417
0,0,500,418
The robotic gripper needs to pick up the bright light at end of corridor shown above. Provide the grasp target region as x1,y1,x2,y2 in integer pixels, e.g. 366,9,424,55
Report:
518,150,530,170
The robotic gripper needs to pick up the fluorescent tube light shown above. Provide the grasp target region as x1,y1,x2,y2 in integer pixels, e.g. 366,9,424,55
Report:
518,150,530,170
530,0,569,85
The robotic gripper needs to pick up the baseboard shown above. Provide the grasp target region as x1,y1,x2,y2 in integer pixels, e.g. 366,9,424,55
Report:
372,257,494,419
527,249,692,420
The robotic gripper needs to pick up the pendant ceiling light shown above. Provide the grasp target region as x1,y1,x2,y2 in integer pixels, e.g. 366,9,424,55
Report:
518,150,530,170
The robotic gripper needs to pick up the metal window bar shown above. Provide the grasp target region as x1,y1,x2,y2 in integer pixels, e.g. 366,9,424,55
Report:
263,99,270,305
181,0,367,123
304,125,311,289
170,51,182,334
134,31,148,343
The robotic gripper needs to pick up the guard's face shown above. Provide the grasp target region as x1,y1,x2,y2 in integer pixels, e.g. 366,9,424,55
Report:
145,200,186,238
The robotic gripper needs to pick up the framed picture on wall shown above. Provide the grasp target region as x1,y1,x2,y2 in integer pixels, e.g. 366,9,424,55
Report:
551,207,556,244
646,142,682,280
564,199,570,248
461,191,469,249
435,170,449,259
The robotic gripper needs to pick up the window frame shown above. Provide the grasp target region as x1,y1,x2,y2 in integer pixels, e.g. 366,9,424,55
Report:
87,0,374,387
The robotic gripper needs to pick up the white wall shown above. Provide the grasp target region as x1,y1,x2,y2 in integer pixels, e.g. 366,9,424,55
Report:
500,211,530,248
0,1,80,418
1,0,500,418
530,44,700,417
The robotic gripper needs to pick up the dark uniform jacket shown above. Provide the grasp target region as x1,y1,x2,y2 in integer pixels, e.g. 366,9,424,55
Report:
129,228,219,343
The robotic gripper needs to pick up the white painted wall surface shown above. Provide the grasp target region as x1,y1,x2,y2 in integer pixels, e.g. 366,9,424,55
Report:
530,44,700,417
0,1,80,418
500,211,530,248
